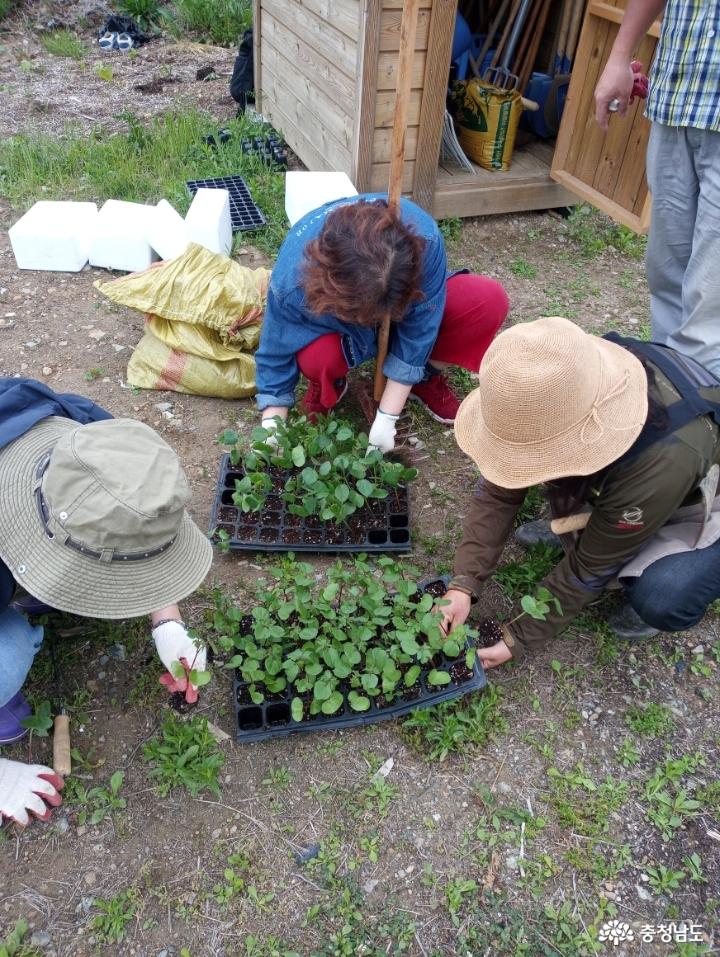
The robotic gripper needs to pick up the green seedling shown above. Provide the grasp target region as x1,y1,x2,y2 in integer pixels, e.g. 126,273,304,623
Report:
219,414,417,526
91,889,138,943
0,919,31,957
20,700,53,738
215,556,478,717
83,366,105,381
93,62,113,81
65,770,126,825
645,863,686,894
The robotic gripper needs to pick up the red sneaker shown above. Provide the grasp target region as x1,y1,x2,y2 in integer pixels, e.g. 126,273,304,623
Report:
409,374,460,424
299,378,348,420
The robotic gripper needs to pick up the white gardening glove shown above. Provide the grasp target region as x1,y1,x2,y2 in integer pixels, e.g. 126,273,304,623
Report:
368,409,399,453
0,758,63,828
261,417,280,449
153,620,208,704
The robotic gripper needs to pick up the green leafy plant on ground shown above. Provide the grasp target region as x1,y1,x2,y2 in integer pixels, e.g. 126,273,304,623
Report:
91,889,138,944
495,543,560,599
0,919,41,957
164,0,252,46
143,713,224,798
625,701,676,737
566,204,647,260
64,770,126,826
546,763,629,838
219,414,417,524
39,30,86,59
643,754,703,841
401,682,507,760
214,555,479,718
0,110,286,258
116,0,163,28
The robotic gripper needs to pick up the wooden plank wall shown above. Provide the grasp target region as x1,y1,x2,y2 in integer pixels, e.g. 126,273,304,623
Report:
258,0,362,175
365,0,434,193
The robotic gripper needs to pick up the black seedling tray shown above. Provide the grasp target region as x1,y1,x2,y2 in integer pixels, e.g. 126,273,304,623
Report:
241,134,288,167
210,453,411,553
232,579,487,743
186,175,266,231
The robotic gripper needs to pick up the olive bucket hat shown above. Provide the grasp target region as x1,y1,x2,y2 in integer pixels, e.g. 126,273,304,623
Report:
454,316,649,488
0,417,213,618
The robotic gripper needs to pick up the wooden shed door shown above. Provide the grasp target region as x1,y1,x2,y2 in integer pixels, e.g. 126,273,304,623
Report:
551,1,662,233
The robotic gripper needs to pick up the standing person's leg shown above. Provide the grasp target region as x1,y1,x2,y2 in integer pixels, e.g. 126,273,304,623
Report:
296,334,350,418
646,124,699,348
665,128,720,377
409,273,509,423
623,537,720,634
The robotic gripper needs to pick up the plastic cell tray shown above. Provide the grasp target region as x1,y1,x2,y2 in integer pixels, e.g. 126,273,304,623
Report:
186,175,266,231
210,453,411,553
232,579,487,743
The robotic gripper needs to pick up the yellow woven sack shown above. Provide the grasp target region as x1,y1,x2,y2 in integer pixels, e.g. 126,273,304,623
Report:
94,243,270,344
451,79,523,171
127,326,257,399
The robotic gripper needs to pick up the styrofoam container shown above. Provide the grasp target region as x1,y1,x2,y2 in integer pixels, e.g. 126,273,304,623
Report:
147,199,189,261
88,199,158,273
285,172,358,227
8,201,99,272
184,188,232,256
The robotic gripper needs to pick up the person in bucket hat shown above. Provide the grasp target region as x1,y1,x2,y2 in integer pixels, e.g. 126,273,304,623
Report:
438,317,720,670
0,379,212,827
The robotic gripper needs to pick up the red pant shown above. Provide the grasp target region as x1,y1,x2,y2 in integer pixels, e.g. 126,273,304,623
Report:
296,273,509,408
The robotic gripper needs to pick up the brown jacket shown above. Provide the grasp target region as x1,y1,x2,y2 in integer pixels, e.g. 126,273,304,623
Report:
450,363,720,660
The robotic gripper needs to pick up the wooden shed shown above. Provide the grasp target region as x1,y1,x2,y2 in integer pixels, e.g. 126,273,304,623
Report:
252,0,660,231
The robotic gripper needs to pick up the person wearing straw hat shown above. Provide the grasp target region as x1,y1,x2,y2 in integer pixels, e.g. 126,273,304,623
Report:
0,378,213,827
439,317,720,670
256,195,509,449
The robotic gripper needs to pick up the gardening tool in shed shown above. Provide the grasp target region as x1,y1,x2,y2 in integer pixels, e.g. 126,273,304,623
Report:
484,0,534,90
374,0,421,404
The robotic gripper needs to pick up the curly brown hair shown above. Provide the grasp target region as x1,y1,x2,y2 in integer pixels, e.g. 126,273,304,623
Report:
301,199,426,327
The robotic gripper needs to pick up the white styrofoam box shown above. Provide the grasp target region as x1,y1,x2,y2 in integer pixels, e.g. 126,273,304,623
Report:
285,172,358,227
9,201,98,272
184,188,232,256
147,199,189,261
88,199,158,273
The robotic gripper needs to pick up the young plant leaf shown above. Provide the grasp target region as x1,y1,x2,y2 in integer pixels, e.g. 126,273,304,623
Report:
427,669,452,686
348,690,371,712
291,697,304,722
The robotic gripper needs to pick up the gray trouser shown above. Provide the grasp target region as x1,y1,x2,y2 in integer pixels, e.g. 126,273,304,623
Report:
646,122,720,377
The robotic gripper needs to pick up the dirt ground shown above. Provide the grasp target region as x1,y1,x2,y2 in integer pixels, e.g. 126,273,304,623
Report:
0,12,718,957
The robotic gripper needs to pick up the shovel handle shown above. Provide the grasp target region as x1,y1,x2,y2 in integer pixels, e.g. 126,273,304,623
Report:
53,714,71,777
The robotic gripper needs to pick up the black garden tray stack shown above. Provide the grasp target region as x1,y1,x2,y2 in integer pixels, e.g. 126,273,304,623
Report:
186,175,266,231
231,579,487,743
210,453,412,553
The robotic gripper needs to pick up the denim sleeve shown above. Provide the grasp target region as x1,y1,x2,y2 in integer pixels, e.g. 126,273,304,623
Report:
254,286,300,410
383,235,447,386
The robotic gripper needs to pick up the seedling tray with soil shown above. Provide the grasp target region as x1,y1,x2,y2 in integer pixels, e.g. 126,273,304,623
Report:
211,557,486,743
213,416,417,554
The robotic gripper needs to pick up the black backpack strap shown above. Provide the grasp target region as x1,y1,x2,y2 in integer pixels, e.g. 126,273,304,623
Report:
604,333,720,461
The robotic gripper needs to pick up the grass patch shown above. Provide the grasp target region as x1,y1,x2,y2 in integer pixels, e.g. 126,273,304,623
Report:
0,110,287,258
565,204,647,260
401,683,507,760
546,763,628,838
40,29,86,59
625,701,676,737
143,713,224,798
164,0,252,46
495,543,560,599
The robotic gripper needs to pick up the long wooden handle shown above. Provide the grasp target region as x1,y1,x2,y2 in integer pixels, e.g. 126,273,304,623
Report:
565,0,586,66
374,0,421,403
471,0,511,76
53,714,71,777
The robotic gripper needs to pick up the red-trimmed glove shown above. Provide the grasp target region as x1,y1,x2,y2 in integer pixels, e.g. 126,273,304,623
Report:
630,60,649,101
153,621,207,704
0,758,63,828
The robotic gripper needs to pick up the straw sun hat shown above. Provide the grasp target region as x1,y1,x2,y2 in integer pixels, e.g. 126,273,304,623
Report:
0,417,212,619
454,316,649,488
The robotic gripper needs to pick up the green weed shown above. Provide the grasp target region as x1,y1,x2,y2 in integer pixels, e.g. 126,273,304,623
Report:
83,366,105,381
40,30,86,59
91,888,138,943
0,110,287,258
143,713,224,798
625,701,676,737
64,770,126,826
566,204,647,260
546,764,628,838
509,258,538,279
646,863,686,895
117,0,162,28
438,217,462,243
163,0,252,46
643,754,704,840
515,485,544,526
401,682,507,760
0,919,40,957
495,543,560,599
93,62,113,82
20,700,53,738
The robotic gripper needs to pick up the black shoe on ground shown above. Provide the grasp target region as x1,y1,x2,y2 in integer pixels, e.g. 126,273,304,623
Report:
514,519,562,549
607,603,660,642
